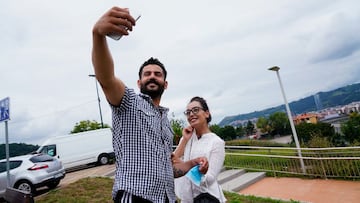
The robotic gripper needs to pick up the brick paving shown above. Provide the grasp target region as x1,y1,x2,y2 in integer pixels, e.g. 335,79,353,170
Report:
239,177,360,203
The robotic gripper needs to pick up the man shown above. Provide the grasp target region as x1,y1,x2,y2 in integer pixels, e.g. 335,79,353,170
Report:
92,7,208,203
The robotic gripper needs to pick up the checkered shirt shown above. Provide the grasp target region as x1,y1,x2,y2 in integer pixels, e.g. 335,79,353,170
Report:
110,87,176,203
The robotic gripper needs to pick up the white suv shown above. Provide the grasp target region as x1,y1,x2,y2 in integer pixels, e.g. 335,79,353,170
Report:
0,153,65,198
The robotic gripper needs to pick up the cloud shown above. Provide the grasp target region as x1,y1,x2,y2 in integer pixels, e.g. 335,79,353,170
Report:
306,12,360,63
1,0,360,145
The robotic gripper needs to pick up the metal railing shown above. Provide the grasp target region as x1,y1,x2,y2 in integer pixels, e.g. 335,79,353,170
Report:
224,146,360,179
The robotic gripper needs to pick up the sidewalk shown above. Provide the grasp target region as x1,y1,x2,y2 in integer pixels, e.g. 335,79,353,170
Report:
238,177,360,203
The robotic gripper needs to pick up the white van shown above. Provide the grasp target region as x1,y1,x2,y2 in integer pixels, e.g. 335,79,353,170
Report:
37,128,114,170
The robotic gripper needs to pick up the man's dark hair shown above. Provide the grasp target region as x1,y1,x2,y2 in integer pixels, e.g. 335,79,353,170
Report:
190,96,212,123
138,57,167,79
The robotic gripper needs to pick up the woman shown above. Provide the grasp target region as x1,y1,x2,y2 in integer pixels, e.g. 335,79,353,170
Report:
174,96,226,203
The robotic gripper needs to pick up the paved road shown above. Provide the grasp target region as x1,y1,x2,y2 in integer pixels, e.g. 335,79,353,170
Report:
270,135,292,144
60,164,115,186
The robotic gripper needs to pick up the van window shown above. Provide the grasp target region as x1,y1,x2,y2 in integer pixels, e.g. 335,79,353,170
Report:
40,145,57,157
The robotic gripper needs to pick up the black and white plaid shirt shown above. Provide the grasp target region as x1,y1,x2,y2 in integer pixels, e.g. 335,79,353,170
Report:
110,87,176,203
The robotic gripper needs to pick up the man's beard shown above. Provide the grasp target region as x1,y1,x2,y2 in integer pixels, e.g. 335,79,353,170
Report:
140,79,165,99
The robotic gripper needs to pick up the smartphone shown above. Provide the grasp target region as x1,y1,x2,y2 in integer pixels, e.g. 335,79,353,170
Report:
107,14,141,41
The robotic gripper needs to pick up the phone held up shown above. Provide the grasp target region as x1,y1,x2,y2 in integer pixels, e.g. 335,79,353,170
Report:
107,14,141,41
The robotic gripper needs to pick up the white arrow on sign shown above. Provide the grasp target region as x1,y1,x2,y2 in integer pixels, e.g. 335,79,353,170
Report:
0,97,10,122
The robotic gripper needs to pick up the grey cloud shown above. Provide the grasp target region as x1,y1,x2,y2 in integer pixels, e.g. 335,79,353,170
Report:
308,12,360,63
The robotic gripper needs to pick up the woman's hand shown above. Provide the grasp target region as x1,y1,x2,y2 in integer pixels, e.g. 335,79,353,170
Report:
182,126,193,141
195,157,209,174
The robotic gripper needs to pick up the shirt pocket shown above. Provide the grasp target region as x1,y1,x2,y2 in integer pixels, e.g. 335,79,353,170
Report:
136,107,163,151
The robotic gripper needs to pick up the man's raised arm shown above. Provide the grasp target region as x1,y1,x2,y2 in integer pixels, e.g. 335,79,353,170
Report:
91,7,137,106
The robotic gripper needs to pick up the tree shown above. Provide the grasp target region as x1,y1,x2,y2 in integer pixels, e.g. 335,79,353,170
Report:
341,112,360,144
235,125,245,138
210,124,222,136
308,135,333,148
0,143,39,159
219,125,236,141
268,112,290,136
170,118,185,145
256,117,271,134
71,120,110,133
245,120,255,136
296,122,337,146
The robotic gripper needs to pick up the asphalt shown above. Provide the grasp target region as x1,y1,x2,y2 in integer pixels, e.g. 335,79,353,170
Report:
238,177,360,203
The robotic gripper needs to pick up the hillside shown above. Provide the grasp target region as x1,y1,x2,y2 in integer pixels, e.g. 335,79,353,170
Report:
218,82,360,126
0,143,39,159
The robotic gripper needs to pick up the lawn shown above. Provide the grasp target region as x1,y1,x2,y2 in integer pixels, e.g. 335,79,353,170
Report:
35,177,299,203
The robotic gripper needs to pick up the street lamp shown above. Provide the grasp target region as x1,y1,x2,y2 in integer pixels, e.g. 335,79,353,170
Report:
88,74,104,128
268,66,306,174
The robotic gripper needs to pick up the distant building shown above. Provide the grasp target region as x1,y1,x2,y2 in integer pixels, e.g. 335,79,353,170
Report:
339,101,360,114
293,113,319,125
291,102,359,134
227,101,359,135
319,114,349,134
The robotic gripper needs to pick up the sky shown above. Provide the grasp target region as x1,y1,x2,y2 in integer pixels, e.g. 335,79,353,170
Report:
1,0,360,145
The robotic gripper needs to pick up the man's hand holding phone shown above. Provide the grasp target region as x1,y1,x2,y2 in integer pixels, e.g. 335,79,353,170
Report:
107,13,141,40
92,7,140,41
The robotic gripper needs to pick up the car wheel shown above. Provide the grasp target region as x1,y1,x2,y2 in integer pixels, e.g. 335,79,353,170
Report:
15,180,35,194
98,154,109,165
47,180,60,189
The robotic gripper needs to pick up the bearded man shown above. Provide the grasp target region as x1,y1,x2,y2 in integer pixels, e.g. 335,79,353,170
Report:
92,6,208,203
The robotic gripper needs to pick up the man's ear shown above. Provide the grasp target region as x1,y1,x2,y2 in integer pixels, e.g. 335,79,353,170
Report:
137,79,141,88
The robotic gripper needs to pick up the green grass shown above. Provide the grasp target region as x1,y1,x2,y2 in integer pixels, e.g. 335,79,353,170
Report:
35,177,299,203
224,191,299,203
224,149,360,179
36,177,113,203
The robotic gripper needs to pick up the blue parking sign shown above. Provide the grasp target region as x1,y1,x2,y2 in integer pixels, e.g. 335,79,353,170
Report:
0,97,10,122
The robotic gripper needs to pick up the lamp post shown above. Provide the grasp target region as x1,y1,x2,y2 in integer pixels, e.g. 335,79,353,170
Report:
88,74,104,128
268,66,306,174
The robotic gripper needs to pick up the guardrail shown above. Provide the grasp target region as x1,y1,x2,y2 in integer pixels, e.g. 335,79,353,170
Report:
224,146,360,179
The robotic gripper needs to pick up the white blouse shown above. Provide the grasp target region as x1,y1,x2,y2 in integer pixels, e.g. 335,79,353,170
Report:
175,132,226,203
